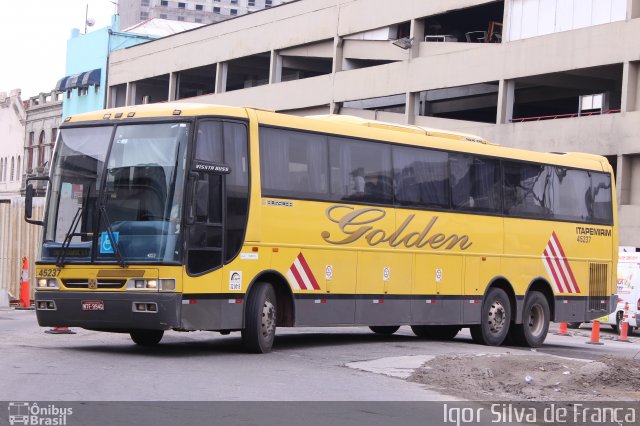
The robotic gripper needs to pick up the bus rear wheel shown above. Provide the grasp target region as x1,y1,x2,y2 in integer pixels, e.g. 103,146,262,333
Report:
130,330,164,346
470,287,511,346
369,326,400,335
411,325,461,340
242,282,277,353
508,291,550,347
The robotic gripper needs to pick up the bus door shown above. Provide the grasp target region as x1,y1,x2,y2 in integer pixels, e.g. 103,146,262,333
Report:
185,120,227,294
183,120,250,330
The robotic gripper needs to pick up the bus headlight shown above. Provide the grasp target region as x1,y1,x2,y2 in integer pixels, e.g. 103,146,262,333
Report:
127,279,175,291
159,279,175,291
37,279,59,289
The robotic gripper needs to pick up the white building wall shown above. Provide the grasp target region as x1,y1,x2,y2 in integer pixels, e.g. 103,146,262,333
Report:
508,0,627,41
0,90,26,198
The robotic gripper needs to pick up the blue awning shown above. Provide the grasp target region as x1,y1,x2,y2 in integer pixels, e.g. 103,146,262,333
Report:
54,76,69,92
64,73,82,90
81,69,101,87
62,68,102,90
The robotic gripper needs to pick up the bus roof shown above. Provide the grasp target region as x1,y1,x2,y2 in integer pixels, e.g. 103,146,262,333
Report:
63,103,610,174
305,114,492,144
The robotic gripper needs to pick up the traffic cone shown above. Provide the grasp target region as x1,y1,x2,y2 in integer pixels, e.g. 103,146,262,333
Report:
586,320,604,345
45,327,76,335
617,320,631,342
556,322,570,336
15,257,34,310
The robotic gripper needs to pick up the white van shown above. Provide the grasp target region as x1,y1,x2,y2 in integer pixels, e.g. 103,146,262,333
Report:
568,250,640,333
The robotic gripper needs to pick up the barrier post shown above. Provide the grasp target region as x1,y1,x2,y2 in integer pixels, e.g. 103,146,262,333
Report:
586,320,604,345
18,257,32,309
617,320,631,342
555,322,570,336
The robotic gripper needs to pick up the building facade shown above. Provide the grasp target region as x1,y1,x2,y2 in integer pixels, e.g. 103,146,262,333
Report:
0,90,25,199
22,92,62,197
58,15,189,118
0,90,42,301
107,0,640,246
118,0,290,28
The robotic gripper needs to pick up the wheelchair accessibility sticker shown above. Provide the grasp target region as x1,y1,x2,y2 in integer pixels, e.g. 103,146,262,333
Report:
100,232,119,254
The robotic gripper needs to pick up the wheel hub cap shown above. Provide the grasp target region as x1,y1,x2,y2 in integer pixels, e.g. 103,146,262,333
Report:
488,300,506,334
261,299,276,338
528,304,544,336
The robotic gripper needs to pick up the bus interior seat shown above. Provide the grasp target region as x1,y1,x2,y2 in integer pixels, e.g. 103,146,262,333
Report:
110,166,167,222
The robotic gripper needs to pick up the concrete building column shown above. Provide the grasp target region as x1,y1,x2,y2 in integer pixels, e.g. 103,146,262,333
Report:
409,18,425,59
105,86,113,108
496,79,515,124
269,50,282,84
628,0,640,19
215,62,228,94
617,154,630,205
405,92,417,124
621,61,639,113
332,36,343,74
168,72,178,101
502,0,512,42
125,82,136,106
330,36,344,115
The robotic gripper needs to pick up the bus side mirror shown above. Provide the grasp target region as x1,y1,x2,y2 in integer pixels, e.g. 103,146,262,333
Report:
24,177,48,226
25,184,34,219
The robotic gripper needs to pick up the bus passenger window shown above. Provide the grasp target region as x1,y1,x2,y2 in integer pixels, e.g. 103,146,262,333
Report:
450,154,501,213
590,172,613,225
503,162,553,219
329,137,392,204
393,146,449,209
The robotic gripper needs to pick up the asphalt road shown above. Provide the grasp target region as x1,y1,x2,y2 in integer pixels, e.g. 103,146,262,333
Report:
1,308,639,403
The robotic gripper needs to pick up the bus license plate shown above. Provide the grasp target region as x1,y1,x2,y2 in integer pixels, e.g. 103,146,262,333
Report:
82,301,104,311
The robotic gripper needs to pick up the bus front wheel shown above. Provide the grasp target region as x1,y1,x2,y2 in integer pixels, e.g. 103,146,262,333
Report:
369,326,400,335
470,287,511,346
508,291,550,347
242,282,277,353
130,330,164,346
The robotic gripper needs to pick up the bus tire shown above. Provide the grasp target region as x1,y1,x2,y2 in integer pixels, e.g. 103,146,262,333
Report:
242,282,277,353
508,291,550,348
470,287,511,346
411,325,461,340
369,326,400,335
130,330,164,346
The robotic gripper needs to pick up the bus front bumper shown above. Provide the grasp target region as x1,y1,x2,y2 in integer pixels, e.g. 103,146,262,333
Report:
35,291,181,331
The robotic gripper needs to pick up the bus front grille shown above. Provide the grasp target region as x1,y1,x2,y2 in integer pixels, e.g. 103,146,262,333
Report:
62,279,126,289
588,263,608,312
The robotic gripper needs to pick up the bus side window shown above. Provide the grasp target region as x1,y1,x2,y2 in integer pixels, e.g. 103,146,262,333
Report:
450,154,501,213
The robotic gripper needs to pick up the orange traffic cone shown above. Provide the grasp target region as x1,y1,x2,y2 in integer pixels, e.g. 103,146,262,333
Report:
45,327,76,335
617,320,631,342
586,320,604,345
556,322,570,336
15,257,33,310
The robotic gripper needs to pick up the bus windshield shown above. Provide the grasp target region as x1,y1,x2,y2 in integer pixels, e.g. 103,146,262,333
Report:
42,122,190,264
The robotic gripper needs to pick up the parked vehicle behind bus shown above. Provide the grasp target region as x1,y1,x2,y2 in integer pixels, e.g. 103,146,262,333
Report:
574,251,640,333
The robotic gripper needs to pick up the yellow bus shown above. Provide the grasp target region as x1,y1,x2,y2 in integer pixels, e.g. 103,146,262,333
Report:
27,104,617,353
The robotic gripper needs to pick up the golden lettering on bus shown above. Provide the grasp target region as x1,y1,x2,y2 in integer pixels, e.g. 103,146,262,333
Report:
321,205,473,250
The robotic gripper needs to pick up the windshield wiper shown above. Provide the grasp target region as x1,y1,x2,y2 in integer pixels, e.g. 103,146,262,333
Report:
98,194,127,268
56,187,92,267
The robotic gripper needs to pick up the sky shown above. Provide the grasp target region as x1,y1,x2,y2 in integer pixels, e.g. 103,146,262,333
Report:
0,0,116,99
